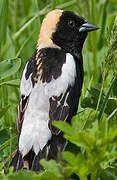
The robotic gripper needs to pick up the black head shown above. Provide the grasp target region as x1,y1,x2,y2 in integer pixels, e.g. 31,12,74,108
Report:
38,10,99,55
52,10,99,54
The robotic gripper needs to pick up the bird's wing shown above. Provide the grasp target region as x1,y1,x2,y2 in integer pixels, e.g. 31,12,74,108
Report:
17,50,38,133
17,63,32,133
17,95,30,133
49,86,72,135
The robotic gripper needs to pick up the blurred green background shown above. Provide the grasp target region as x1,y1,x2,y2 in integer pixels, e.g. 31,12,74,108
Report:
0,0,117,179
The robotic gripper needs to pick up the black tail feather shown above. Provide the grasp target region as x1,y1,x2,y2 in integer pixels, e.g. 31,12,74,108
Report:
31,145,48,172
10,132,66,172
48,132,66,160
10,150,23,171
31,153,43,172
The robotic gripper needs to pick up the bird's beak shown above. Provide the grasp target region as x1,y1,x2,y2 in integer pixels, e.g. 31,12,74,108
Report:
79,22,99,32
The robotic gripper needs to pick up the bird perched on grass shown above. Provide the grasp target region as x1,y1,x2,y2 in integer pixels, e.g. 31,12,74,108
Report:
10,9,99,171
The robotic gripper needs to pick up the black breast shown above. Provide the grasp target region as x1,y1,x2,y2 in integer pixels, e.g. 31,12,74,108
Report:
67,52,84,122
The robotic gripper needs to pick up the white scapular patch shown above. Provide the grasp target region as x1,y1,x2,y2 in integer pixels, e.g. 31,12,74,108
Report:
19,53,76,157
20,63,32,97
44,53,76,97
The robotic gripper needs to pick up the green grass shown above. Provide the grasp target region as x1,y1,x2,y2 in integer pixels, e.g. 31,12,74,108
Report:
0,0,117,179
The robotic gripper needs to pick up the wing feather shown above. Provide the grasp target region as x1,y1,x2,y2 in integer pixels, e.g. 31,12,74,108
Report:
17,50,38,133
17,64,32,133
49,86,71,135
17,94,30,133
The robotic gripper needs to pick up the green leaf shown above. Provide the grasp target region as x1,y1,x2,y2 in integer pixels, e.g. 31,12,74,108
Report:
99,117,108,139
88,86,102,100
0,105,10,119
76,153,88,179
7,170,39,180
62,166,76,178
71,115,86,132
63,151,77,166
39,171,60,180
63,151,88,180
40,159,61,178
81,97,97,109
100,166,117,180
52,121,73,136
65,131,95,150
0,58,21,80
108,125,117,142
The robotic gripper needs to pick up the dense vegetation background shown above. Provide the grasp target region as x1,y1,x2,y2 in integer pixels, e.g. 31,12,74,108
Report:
0,0,117,179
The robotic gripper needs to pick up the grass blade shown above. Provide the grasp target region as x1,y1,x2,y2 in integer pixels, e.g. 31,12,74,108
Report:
98,77,116,121
0,0,8,47
0,136,17,151
56,0,77,9
0,79,20,87
14,6,49,39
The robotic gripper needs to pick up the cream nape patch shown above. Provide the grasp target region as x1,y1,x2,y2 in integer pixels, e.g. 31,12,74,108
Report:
37,10,63,50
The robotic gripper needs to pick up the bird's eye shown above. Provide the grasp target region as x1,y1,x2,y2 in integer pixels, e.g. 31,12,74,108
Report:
68,20,75,28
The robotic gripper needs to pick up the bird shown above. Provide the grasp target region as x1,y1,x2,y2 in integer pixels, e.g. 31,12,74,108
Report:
10,9,99,172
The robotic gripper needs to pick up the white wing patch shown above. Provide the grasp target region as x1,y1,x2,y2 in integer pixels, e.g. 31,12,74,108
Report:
19,53,76,157
20,63,33,97
44,53,76,97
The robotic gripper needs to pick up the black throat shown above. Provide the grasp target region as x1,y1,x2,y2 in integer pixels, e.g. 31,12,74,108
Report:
52,33,87,54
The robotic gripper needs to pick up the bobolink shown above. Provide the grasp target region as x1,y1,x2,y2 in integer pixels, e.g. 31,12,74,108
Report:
10,9,99,171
